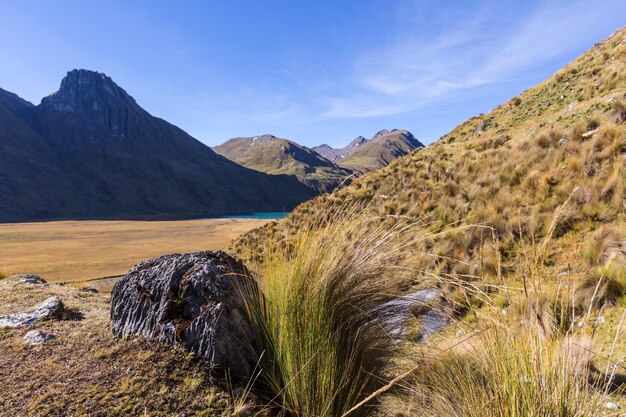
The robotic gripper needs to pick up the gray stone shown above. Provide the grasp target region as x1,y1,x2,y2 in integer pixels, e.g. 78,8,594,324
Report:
0,296,64,328
13,274,47,285
373,289,448,342
79,286,99,293
110,251,256,378
23,330,56,345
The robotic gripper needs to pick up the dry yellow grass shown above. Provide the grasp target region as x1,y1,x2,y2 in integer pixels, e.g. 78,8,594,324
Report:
0,218,268,284
0,278,252,417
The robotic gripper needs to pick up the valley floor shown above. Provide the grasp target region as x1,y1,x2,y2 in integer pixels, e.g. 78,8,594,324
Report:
0,218,269,287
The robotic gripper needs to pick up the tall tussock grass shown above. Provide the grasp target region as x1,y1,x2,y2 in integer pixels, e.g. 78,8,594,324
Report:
397,324,607,417
238,206,430,417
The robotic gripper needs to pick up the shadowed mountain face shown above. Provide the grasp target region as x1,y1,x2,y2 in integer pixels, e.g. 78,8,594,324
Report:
213,134,352,193
0,70,315,222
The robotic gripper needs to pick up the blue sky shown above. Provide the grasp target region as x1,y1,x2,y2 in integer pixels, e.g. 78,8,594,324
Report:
0,1,624,147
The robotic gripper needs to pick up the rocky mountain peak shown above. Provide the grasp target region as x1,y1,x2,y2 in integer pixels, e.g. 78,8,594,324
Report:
40,69,138,115
349,136,368,146
372,129,390,139
38,69,143,138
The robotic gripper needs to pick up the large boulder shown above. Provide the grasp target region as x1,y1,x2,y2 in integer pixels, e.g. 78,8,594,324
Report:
110,251,256,379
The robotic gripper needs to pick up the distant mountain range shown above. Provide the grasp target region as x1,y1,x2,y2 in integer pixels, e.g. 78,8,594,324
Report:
0,69,424,222
328,129,424,173
213,135,352,193
214,129,424,193
0,69,316,222
312,135,369,162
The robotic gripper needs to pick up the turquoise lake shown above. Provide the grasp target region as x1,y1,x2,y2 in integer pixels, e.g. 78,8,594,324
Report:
212,212,288,220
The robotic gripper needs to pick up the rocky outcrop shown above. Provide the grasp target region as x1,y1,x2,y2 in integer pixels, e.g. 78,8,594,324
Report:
110,251,256,379
13,274,47,285
0,296,64,328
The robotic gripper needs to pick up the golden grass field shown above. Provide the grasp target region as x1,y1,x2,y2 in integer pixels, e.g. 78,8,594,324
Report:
0,218,269,284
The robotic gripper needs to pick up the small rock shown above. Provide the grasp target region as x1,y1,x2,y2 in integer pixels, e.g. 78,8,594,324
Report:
79,286,99,294
602,401,618,410
0,296,64,328
582,128,599,139
607,97,615,103
597,316,606,324
501,309,508,315
568,100,578,110
13,274,47,285
558,137,568,145
23,330,56,345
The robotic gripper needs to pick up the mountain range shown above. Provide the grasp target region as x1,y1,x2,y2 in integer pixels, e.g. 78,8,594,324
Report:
214,129,424,193
0,70,317,222
213,135,352,193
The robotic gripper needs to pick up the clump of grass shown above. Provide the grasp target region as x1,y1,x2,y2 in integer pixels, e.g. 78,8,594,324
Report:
239,206,428,417
578,224,626,307
582,224,625,266
400,324,606,417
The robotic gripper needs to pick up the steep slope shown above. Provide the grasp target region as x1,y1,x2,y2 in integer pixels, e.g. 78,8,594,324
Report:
336,129,424,173
0,70,316,222
312,135,369,161
232,27,626,292
213,134,352,193
0,88,80,221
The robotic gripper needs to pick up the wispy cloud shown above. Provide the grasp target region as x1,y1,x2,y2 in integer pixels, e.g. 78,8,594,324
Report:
319,0,624,119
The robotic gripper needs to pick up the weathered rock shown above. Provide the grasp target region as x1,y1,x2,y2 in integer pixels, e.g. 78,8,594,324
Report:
0,296,64,328
79,286,99,293
13,274,47,285
23,330,56,345
110,251,256,378
373,289,448,342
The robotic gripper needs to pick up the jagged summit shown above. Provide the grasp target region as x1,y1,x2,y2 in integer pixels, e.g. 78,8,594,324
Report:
41,69,137,112
312,129,422,172
37,69,142,139
312,135,370,162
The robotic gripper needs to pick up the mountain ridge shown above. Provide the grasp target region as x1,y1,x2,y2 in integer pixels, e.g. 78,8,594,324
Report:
0,69,316,222
213,134,352,193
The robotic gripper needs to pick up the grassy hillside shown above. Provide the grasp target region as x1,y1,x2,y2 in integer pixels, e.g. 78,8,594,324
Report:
228,27,626,416
233,27,625,280
337,129,424,173
214,135,352,193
